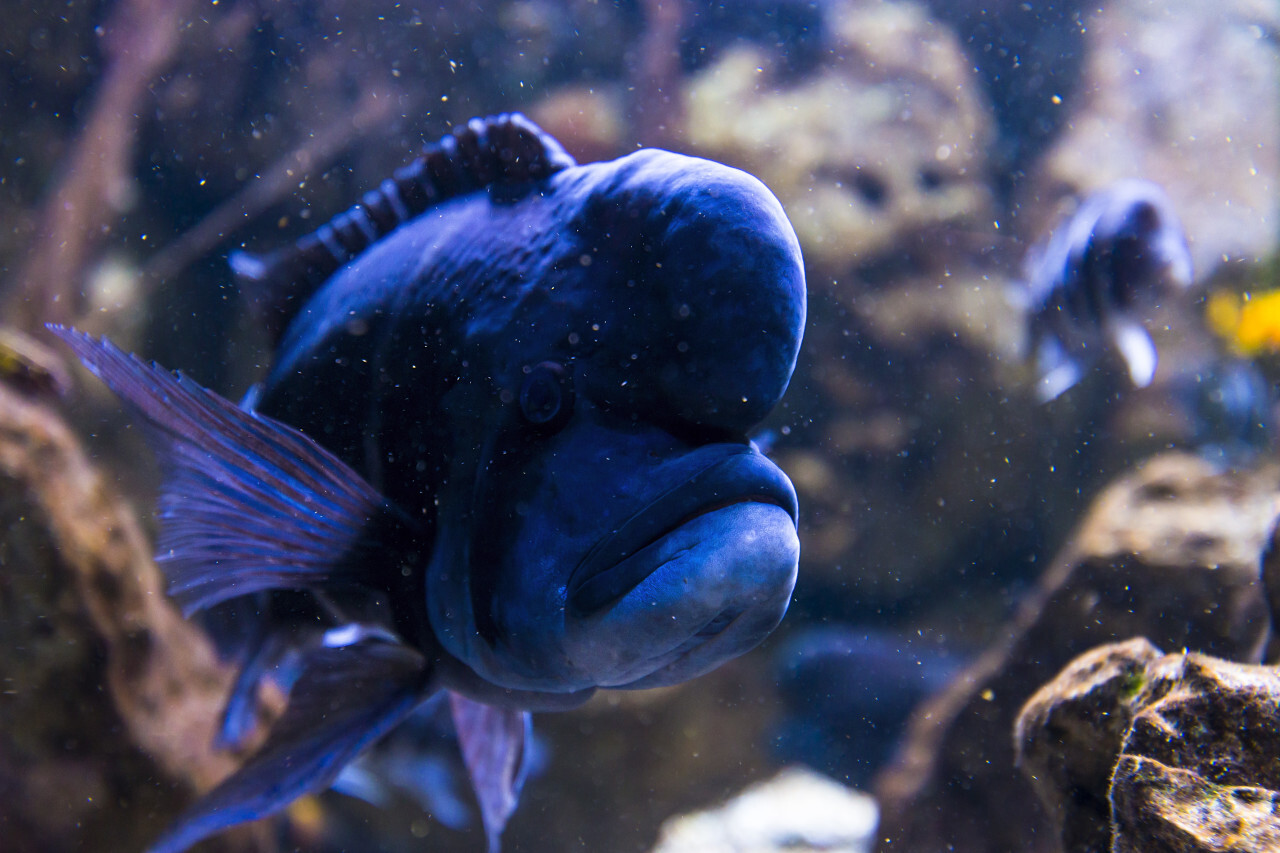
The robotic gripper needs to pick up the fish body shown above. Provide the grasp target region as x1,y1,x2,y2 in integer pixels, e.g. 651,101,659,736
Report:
52,114,806,852
1022,179,1193,402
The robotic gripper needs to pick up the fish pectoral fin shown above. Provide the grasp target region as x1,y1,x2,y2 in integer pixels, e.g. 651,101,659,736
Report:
1034,335,1085,402
449,692,533,853
147,631,431,853
1108,317,1158,387
47,326,404,615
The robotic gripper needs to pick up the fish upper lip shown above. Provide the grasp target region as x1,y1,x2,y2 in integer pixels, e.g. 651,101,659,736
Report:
566,445,798,617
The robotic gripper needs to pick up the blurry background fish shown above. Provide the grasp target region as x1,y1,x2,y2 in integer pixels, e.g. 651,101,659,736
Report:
1018,179,1194,402
771,627,965,789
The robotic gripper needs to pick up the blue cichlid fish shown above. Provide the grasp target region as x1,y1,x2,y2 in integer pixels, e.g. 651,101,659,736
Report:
1021,179,1193,402
50,113,806,852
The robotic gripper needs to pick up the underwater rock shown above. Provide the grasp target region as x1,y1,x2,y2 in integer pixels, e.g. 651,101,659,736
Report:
1018,640,1280,851
1030,0,1280,278
1112,652,1280,852
1112,758,1280,853
650,765,877,853
679,0,997,279
1013,638,1164,851
874,452,1277,853
0,375,258,852
0,326,73,399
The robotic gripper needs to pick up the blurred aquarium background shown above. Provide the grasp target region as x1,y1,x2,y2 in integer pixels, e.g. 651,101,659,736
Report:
1,1,1277,852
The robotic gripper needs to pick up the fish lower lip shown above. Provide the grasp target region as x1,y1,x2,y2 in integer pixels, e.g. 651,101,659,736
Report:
566,447,798,617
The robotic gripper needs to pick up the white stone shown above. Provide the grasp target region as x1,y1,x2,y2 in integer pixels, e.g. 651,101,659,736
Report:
650,766,878,853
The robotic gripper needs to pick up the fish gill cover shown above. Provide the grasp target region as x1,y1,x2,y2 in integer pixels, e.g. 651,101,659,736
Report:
50,113,807,853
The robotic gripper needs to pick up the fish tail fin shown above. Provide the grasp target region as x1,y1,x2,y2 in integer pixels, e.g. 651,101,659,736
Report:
1034,332,1086,403
47,325,401,614
1108,316,1158,388
147,630,430,853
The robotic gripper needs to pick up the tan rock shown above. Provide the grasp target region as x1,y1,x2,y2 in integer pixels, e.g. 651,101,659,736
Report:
1030,0,1280,278
1017,643,1280,851
1014,638,1164,852
875,452,1277,853
0,370,263,852
679,0,997,279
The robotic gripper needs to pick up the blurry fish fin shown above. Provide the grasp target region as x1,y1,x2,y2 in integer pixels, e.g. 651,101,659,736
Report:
1109,317,1158,387
147,633,430,853
1034,335,1084,402
214,627,293,751
750,429,777,455
449,692,533,853
331,762,393,808
47,326,400,615
391,752,474,830
1006,285,1033,364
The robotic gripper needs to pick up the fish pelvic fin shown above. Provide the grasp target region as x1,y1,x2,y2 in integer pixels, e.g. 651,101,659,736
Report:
1108,316,1158,388
449,693,533,853
234,112,576,343
48,326,403,614
147,629,431,853
1034,333,1087,403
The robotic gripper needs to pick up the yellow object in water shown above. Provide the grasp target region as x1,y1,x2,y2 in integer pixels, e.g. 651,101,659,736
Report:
1206,289,1280,356
285,794,327,842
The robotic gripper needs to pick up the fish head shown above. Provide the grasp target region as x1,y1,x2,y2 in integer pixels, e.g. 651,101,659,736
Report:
1089,178,1194,300
427,150,806,695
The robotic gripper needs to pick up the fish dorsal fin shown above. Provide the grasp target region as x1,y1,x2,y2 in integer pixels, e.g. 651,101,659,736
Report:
232,113,577,342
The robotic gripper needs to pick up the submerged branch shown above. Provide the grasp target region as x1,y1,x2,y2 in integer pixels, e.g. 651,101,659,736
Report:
2,0,201,333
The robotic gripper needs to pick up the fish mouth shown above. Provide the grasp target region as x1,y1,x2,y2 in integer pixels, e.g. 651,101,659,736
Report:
566,445,799,618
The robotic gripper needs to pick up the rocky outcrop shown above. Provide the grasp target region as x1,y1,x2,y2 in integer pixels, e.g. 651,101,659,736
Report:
1016,641,1280,852
0,369,263,853
1014,638,1164,852
1029,0,1280,279
874,453,1278,853
679,0,997,279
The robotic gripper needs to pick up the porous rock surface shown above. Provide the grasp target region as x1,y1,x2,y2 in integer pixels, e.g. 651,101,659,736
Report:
1016,641,1280,852
1014,638,1165,852
874,452,1278,853
679,0,997,278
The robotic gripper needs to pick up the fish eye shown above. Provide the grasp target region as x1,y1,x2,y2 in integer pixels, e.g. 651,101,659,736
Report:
518,361,574,431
